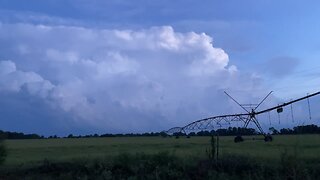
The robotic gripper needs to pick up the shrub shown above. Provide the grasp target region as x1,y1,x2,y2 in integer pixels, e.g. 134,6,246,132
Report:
0,139,6,165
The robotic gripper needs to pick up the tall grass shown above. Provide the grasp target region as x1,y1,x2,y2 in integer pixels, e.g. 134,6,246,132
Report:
1,151,320,179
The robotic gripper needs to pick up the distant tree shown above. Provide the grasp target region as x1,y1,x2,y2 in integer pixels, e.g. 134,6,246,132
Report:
0,130,42,139
293,124,320,134
173,132,186,137
269,127,279,135
280,128,294,134
67,134,74,138
210,130,216,135
197,131,210,136
160,131,168,137
216,129,227,135
100,133,115,137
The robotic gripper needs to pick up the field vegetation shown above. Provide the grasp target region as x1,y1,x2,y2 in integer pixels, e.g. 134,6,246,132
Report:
0,134,319,179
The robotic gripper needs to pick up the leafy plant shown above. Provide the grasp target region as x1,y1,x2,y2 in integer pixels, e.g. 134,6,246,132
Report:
0,139,6,165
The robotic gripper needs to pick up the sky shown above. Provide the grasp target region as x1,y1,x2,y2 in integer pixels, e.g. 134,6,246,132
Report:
0,0,320,136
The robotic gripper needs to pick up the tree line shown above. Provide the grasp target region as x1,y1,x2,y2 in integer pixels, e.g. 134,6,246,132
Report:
182,127,257,137
0,130,43,139
272,124,320,135
1,124,320,139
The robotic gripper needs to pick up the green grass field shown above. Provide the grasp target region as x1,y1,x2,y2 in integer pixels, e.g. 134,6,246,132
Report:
3,134,320,167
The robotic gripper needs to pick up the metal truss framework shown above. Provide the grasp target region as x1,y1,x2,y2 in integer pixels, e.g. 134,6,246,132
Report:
166,91,320,136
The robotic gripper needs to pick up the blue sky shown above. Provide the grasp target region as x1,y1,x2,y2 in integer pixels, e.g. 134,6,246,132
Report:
0,0,320,135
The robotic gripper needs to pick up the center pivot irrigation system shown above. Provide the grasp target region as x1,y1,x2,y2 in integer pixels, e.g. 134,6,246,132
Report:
166,91,320,142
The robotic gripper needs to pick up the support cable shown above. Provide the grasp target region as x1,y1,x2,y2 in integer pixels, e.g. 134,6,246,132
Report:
268,112,271,126
307,95,312,120
290,103,294,123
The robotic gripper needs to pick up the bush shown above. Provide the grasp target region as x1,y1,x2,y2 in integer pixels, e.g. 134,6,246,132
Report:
0,139,6,165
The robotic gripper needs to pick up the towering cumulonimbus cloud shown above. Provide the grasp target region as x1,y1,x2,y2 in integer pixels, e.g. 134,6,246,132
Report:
0,23,262,133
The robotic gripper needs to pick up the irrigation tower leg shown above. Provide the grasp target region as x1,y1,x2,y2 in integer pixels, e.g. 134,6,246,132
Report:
234,116,273,142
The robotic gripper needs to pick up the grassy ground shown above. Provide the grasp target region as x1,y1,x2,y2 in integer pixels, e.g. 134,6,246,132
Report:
3,134,320,167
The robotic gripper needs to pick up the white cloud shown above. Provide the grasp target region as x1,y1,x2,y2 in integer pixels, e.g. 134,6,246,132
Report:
0,60,16,75
46,49,79,64
0,60,54,96
0,23,266,132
